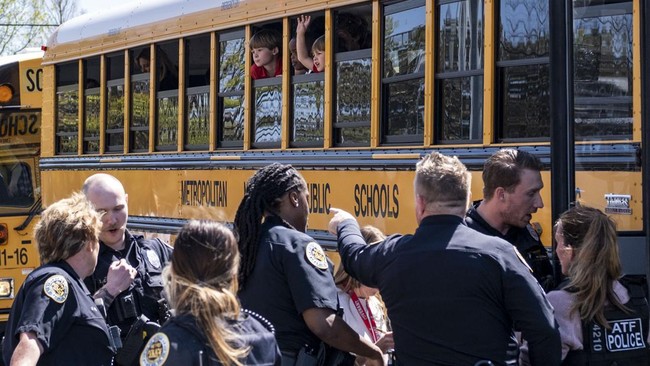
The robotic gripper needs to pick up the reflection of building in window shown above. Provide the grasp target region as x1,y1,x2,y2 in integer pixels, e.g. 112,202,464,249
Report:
0,163,32,200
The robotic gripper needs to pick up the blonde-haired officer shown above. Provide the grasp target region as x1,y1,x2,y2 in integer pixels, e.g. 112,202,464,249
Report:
2,192,116,365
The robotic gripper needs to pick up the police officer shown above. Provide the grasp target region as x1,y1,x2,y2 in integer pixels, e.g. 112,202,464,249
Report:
465,149,555,291
2,192,116,365
329,152,561,365
82,173,172,365
542,205,650,365
234,163,383,366
139,220,280,365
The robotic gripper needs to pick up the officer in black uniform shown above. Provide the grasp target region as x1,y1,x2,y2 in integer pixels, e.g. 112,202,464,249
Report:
234,163,383,366
465,149,555,292
82,173,172,365
139,220,280,366
329,152,561,366
2,193,116,365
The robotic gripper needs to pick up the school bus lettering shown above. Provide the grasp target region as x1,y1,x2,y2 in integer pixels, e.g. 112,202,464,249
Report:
181,180,227,207
308,183,330,214
354,184,399,219
25,68,42,92
0,113,39,137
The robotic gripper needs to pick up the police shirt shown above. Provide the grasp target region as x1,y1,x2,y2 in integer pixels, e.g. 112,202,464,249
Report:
466,202,555,291
238,216,338,354
336,215,561,366
84,230,173,335
2,261,115,366
139,312,281,366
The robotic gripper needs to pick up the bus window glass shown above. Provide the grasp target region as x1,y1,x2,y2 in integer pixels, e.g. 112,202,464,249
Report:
382,0,425,144
156,41,179,151
497,0,550,141
185,35,210,149
83,57,100,154
56,61,78,154
333,6,372,147
0,162,34,207
335,58,371,145
254,83,281,145
218,31,245,147
573,2,632,139
293,78,324,144
106,53,125,152
131,46,150,152
436,0,483,143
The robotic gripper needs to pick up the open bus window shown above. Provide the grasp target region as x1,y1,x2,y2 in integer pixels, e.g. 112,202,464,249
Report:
106,52,125,152
131,45,150,152
0,162,34,206
184,34,210,150
333,6,372,147
251,23,282,148
155,41,179,151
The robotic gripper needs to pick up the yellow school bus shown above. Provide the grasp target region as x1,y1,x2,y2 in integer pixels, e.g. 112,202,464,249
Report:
0,51,43,340
39,1,648,276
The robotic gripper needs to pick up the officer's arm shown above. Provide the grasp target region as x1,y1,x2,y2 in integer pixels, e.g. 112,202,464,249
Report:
303,307,383,366
9,332,42,366
503,250,561,366
335,218,383,287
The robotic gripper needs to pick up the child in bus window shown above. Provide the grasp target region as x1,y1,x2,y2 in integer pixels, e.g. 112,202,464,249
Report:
250,29,282,79
296,15,325,73
289,37,308,75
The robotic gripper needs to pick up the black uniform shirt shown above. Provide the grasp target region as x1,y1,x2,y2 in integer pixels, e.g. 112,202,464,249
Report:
84,230,173,334
466,202,555,291
238,216,338,354
337,215,561,366
139,313,281,365
2,261,115,366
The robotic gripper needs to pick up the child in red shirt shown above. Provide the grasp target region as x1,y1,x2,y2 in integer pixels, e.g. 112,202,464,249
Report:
250,29,282,79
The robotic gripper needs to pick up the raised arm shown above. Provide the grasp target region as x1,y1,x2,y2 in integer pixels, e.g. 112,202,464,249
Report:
296,15,315,71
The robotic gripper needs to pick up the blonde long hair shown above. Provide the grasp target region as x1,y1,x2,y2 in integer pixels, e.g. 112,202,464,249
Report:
558,205,629,327
165,220,249,365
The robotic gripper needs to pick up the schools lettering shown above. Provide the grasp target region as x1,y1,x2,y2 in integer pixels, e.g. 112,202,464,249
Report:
181,180,227,207
0,114,39,137
354,184,399,218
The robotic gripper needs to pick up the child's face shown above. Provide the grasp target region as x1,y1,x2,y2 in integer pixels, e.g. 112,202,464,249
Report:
251,47,277,68
289,39,307,72
313,50,325,72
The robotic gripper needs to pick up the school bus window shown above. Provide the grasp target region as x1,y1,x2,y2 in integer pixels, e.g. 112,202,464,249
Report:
291,13,325,148
217,29,245,148
131,46,150,152
382,0,426,144
251,24,282,149
435,0,483,143
155,41,179,151
333,6,372,147
83,57,100,154
106,52,125,153
0,162,34,207
573,2,632,140
184,34,210,150
497,0,550,141
55,61,79,154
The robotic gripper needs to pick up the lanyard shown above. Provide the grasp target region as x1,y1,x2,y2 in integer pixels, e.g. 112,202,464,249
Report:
349,291,380,343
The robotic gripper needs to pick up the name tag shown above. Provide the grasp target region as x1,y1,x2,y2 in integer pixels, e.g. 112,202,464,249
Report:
604,318,646,352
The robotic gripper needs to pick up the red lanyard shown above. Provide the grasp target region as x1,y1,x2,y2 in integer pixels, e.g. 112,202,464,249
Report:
349,291,380,343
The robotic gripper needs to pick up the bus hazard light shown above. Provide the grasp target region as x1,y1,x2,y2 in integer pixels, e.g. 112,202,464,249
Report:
0,83,14,103
0,223,7,245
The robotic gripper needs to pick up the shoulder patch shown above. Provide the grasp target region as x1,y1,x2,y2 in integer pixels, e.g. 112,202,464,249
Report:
43,274,68,303
140,333,170,366
305,242,328,270
145,249,161,269
513,247,533,273
526,224,540,241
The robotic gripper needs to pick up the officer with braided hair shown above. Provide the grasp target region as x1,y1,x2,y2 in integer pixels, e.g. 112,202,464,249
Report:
235,163,383,366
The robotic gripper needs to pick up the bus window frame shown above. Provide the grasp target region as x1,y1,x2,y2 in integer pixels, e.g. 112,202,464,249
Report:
216,28,246,149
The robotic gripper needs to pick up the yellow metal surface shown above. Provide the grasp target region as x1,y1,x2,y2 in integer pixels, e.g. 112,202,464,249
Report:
632,0,641,142
41,66,55,158
18,56,43,109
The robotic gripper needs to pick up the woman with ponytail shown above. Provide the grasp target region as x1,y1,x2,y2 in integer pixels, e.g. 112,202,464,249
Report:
139,220,281,365
235,163,382,366
527,205,650,365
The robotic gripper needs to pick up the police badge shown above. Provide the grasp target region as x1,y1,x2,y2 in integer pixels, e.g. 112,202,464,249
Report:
43,274,68,303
